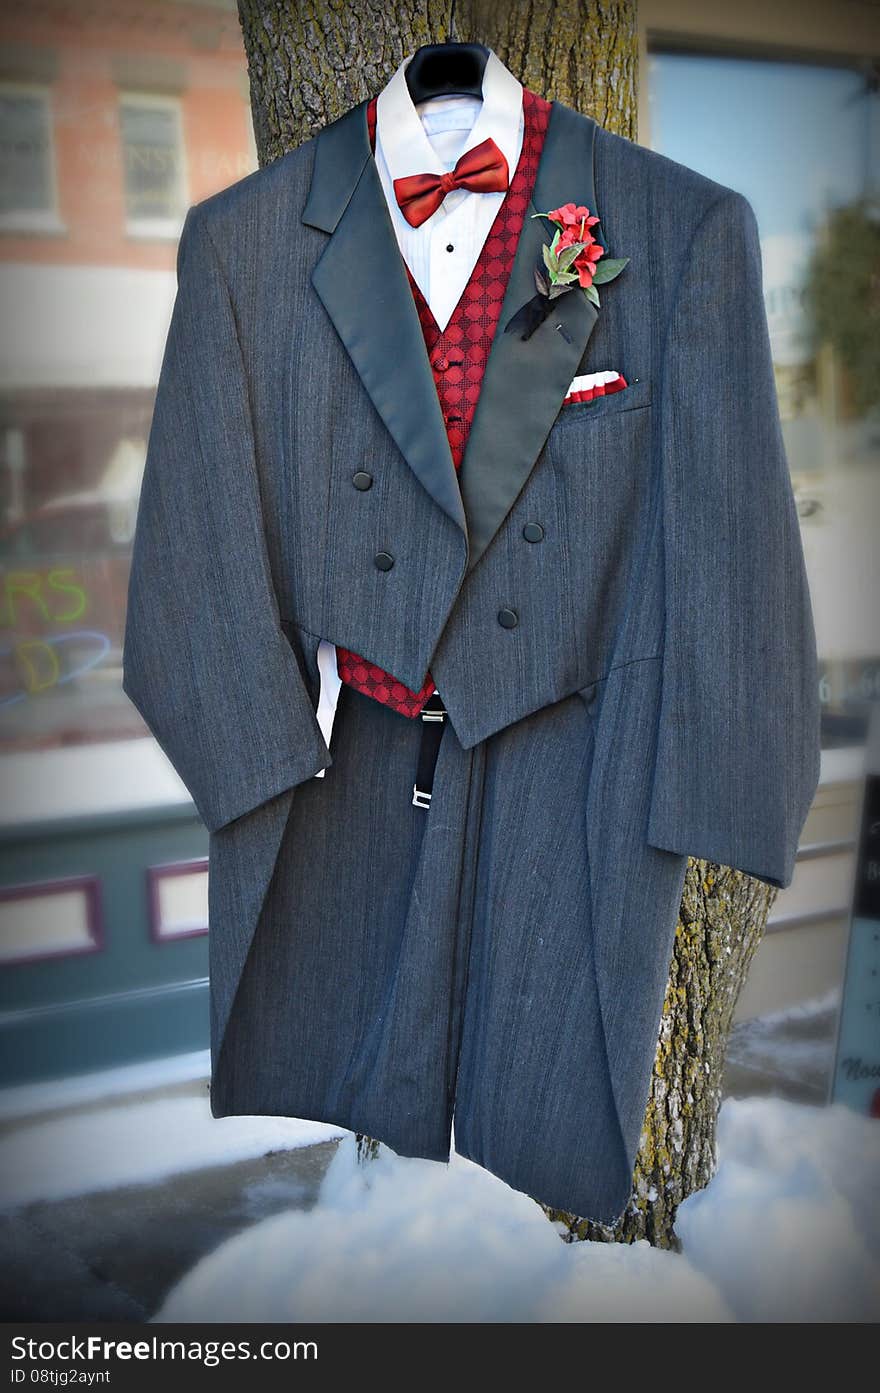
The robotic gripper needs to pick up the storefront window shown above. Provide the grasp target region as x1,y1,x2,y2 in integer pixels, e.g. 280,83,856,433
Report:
0,4,256,809
648,50,880,753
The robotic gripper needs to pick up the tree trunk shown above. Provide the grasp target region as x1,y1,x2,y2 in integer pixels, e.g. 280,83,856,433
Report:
543,865,775,1246
238,0,638,158
236,0,776,1247
456,0,638,133
238,0,451,163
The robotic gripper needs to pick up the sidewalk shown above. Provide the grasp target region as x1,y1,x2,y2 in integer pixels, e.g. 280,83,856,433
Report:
0,1064,343,1322
3,1134,341,1320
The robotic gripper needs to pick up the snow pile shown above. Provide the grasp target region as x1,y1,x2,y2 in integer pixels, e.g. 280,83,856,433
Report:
0,1096,344,1208
676,1096,880,1322
725,989,838,1095
154,1134,729,1323
155,1096,880,1323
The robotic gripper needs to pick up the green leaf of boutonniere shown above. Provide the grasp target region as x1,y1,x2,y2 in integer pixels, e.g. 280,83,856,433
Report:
511,211,629,340
556,242,586,272
591,256,630,285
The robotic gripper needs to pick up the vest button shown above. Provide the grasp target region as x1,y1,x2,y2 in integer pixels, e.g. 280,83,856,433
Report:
435,356,449,371
523,522,545,543
352,471,373,490
497,607,518,628
374,551,395,571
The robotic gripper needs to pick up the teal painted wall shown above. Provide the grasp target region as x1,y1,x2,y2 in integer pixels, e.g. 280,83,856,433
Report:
0,804,210,1086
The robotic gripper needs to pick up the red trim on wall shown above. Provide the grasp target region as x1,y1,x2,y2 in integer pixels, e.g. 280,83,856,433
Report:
0,873,104,967
146,857,209,943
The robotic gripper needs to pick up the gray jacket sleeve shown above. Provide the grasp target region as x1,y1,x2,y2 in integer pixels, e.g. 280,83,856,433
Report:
645,190,821,890
122,202,332,833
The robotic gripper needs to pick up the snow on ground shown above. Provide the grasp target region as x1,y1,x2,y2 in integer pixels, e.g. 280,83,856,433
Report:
154,1095,880,1324
156,1130,731,1324
2,1064,877,1322
0,1051,214,1123
725,990,839,1099
0,1095,344,1208
676,1097,880,1322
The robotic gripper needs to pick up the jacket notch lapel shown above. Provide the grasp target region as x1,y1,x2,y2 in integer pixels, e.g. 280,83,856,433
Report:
302,101,468,543
458,100,606,574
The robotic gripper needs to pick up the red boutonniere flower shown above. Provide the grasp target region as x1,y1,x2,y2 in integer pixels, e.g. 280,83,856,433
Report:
537,202,628,302
544,203,604,289
504,200,630,340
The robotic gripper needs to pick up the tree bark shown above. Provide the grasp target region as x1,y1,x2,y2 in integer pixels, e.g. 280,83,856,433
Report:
236,0,776,1248
238,0,638,158
455,0,638,135
238,0,451,162
543,865,776,1246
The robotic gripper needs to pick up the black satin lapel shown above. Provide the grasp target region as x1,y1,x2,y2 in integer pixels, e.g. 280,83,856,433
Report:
304,104,467,541
458,101,605,573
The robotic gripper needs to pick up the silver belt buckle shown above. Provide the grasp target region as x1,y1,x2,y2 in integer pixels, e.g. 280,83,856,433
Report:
412,784,432,808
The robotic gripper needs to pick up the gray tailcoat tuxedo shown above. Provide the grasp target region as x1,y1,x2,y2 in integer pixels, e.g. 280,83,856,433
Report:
122,91,821,1223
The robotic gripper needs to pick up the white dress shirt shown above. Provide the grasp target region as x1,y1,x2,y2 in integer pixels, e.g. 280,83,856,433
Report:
374,48,524,330
314,51,525,770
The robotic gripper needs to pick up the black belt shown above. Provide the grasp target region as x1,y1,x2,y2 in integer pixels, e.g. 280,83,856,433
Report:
412,691,447,809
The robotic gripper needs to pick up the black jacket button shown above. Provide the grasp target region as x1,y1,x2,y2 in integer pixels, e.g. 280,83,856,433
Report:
523,522,545,543
353,471,373,490
375,551,395,571
497,607,518,628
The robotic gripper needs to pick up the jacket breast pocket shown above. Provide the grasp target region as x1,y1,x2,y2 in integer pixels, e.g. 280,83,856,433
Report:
543,375,656,580
552,376,653,430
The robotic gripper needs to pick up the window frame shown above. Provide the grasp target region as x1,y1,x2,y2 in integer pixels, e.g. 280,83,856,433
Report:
118,89,189,242
0,79,65,237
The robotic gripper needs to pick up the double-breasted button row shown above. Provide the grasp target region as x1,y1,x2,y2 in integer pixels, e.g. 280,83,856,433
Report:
353,469,539,619
351,472,394,571
497,522,546,628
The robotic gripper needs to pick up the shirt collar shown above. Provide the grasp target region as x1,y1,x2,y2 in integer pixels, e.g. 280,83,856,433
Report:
375,47,523,187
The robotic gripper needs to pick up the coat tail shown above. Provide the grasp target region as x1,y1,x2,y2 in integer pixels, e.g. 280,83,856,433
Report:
206,785,296,1105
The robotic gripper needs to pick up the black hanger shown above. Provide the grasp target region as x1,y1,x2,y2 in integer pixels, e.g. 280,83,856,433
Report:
404,42,490,103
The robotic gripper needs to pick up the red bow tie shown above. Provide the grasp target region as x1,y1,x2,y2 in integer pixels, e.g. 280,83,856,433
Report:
393,136,510,228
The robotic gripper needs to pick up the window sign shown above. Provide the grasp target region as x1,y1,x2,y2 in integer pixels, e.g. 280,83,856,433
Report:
830,702,880,1115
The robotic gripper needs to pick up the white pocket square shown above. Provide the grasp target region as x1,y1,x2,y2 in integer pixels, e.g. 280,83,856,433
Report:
563,370,627,404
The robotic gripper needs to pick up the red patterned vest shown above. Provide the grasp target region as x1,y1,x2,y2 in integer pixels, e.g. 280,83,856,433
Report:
335,87,552,717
